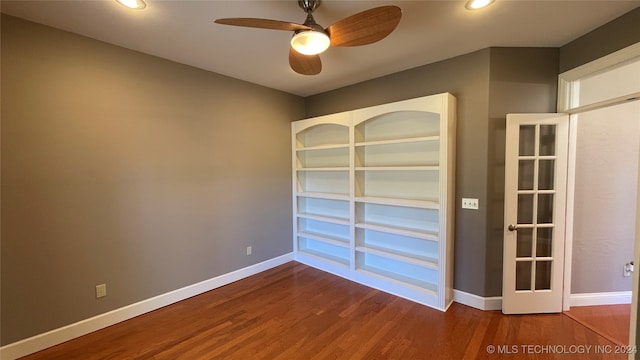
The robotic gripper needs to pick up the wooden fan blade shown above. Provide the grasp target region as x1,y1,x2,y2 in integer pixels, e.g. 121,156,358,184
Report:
289,48,322,75
215,18,312,32
327,6,402,47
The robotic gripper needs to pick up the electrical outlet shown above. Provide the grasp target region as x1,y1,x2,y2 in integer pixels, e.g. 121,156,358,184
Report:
462,198,479,210
624,263,634,277
246,246,252,256
96,284,107,298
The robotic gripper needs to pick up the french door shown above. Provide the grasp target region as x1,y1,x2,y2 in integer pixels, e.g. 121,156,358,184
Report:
502,114,569,314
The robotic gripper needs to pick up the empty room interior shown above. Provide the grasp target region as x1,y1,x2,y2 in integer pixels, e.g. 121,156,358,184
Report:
2,1,640,359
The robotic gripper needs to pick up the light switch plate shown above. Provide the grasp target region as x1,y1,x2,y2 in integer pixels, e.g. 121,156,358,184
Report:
462,198,479,210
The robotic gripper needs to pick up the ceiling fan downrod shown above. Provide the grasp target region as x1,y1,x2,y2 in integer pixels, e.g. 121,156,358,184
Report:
296,0,327,40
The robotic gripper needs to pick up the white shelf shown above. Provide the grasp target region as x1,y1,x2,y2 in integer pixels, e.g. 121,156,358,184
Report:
298,248,350,267
355,166,439,171
354,138,439,168
296,146,350,169
355,169,439,201
297,167,350,171
295,120,350,149
292,93,455,311
355,196,439,209
297,212,350,226
516,189,556,195
297,144,350,151
355,222,438,241
297,170,349,195
356,265,438,295
353,108,441,143
518,155,557,161
356,245,438,269
298,231,349,246
296,192,350,201
355,136,440,147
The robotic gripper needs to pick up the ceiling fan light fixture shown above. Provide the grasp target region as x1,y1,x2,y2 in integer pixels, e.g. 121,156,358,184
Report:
465,0,495,10
116,0,146,10
291,30,330,56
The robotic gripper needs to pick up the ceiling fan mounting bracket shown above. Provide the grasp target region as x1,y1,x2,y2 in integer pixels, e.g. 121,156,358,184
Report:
298,0,321,14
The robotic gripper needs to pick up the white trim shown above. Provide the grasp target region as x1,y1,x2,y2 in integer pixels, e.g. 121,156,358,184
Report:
557,42,640,112
0,253,294,360
570,291,632,307
566,92,640,115
563,114,579,311
423,290,631,310
453,290,502,311
560,42,640,82
630,124,640,358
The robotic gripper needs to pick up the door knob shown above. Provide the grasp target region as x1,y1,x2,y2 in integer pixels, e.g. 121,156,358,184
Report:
508,224,518,232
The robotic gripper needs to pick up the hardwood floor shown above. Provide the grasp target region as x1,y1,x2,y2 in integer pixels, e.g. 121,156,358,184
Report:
564,304,631,346
21,262,629,359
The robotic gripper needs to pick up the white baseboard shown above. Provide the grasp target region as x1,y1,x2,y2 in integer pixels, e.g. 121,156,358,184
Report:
453,290,502,311
570,291,632,307
452,290,633,311
0,253,294,360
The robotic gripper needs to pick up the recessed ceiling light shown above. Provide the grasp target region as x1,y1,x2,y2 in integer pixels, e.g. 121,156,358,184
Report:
116,0,146,10
465,0,495,10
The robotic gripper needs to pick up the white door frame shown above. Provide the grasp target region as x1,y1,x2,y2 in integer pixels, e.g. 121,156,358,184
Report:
557,42,640,357
632,141,640,359
559,42,640,312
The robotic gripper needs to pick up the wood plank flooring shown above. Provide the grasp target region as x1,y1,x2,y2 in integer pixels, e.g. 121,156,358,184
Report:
21,262,630,359
564,304,631,346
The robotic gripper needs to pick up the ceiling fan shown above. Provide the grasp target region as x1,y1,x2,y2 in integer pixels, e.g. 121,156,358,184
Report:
214,0,402,75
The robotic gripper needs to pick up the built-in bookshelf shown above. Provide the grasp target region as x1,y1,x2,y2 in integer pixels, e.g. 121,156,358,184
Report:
291,93,456,310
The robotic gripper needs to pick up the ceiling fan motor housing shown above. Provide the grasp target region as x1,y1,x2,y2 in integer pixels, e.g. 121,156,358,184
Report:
297,13,327,36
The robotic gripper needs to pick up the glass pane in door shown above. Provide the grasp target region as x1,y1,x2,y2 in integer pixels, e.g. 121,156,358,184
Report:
539,125,556,156
516,261,532,291
518,160,535,190
538,160,555,190
516,228,533,257
519,126,535,156
537,228,553,257
535,261,552,290
537,194,554,224
517,194,534,224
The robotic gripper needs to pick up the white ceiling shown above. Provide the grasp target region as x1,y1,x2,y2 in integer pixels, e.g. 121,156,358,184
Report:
1,0,639,97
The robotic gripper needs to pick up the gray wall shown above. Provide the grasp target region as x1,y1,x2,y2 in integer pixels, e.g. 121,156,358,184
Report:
305,48,560,297
571,102,639,294
1,15,305,345
559,7,640,73
486,48,559,296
